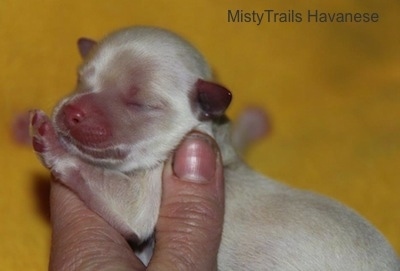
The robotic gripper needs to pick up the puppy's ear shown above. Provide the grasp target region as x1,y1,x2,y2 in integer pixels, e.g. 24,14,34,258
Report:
195,79,232,119
77,38,97,58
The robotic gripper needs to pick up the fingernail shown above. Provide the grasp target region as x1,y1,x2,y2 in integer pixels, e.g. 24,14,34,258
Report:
173,133,218,183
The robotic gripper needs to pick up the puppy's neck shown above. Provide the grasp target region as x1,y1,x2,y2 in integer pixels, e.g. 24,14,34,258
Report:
212,116,241,166
125,164,164,240
125,164,161,178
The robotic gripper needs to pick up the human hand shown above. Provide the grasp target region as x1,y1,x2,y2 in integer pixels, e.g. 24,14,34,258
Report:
49,132,225,271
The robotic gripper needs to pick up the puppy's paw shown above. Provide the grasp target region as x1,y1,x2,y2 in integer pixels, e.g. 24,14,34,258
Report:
30,110,65,168
31,110,51,152
11,111,32,145
237,107,269,141
232,106,270,153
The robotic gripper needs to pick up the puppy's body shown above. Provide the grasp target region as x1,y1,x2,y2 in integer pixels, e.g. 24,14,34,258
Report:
221,164,395,269
31,26,399,270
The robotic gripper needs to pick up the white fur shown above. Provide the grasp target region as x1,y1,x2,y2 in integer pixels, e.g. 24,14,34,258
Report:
36,26,399,270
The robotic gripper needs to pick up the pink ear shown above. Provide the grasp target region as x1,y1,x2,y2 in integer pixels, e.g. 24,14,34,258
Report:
77,38,97,58
196,79,232,119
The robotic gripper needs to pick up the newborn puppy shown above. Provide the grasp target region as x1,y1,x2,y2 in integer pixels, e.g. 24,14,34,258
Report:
31,26,399,270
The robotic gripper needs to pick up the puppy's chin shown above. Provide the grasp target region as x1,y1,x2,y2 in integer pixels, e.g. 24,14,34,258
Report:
59,134,129,165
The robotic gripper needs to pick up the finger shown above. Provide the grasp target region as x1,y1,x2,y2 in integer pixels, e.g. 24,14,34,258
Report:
49,181,145,271
149,132,224,271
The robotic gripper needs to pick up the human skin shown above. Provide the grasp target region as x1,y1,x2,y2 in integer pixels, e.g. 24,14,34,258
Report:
34,26,398,270
49,132,224,271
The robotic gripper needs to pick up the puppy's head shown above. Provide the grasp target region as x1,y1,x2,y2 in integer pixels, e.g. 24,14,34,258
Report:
53,26,231,172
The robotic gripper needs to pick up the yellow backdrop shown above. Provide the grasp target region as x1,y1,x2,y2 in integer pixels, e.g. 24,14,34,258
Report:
1,1,399,270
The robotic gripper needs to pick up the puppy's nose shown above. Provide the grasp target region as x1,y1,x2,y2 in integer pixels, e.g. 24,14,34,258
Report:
63,104,85,127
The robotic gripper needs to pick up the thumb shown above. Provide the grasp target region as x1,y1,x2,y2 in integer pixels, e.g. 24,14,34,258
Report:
148,132,225,271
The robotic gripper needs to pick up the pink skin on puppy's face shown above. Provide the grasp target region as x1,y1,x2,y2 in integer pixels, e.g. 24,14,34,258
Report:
30,26,232,246
51,52,174,168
